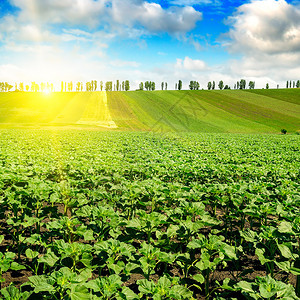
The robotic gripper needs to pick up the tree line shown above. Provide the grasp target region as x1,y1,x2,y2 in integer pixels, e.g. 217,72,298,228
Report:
1,78,300,92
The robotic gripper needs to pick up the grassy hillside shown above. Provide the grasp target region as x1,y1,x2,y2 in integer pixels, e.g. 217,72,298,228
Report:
0,89,299,133
109,89,300,133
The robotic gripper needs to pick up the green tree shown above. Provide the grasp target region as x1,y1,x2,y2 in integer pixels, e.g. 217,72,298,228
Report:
125,80,130,91
116,80,120,91
151,81,155,91
189,81,199,90
207,82,212,90
296,80,300,88
239,79,246,89
100,81,103,91
165,82,167,90
218,80,224,90
212,81,215,90
178,80,182,90
266,83,269,89
19,82,24,92
248,81,255,89
161,82,164,90
139,82,144,90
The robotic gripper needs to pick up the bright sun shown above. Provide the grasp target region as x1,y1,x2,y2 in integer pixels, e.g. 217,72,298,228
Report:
44,88,51,95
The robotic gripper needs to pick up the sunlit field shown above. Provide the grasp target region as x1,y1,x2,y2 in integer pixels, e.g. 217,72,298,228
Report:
0,89,299,133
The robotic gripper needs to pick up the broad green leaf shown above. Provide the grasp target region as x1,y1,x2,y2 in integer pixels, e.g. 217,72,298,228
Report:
118,287,138,300
193,274,204,284
235,281,254,293
25,249,39,259
255,248,271,265
277,244,293,259
83,230,94,241
10,262,26,271
38,251,59,267
69,285,90,300
28,275,55,293
169,285,193,299
278,221,295,235
137,279,155,294
221,243,238,260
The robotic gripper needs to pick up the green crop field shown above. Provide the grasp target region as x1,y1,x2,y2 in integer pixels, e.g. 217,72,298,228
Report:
0,89,299,133
0,130,299,299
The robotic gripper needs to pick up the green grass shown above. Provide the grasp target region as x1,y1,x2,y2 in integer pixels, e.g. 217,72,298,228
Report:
0,89,299,133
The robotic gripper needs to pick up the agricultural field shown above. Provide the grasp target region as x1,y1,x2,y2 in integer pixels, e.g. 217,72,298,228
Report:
0,89,299,133
0,129,299,299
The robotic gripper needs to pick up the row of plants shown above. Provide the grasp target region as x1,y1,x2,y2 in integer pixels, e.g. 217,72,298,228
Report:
0,130,299,299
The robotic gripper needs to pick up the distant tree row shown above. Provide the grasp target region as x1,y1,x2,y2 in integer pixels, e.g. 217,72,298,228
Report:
1,79,300,92
0,82,13,92
60,80,130,92
286,80,300,88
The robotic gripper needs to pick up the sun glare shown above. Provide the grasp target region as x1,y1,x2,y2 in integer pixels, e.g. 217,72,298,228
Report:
44,88,51,95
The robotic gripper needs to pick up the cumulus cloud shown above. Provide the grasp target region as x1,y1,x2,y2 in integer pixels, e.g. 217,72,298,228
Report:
7,0,201,35
176,56,207,71
225,0,300,82
111,0,202,34
228,0,300,55
10,0,107,28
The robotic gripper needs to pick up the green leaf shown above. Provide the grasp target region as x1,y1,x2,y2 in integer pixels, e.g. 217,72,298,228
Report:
239,229,258,243
137,279,155,294
169,285,193,299
157,276,171,289
10,262,26,271
255,248,271,265
221,243,238,260
235,281,254,293
80,253,93,268
69,284,90,300
118,287,138,300
83,230,94,241
25,249,39,259
28,275,55,293
275,261,291,273
277,244,294,259
38,251,59,267
258,277,278,299
193,274,204,284
278,221,295,235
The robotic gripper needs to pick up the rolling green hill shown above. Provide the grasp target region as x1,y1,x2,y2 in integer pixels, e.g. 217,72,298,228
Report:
0,89,299,133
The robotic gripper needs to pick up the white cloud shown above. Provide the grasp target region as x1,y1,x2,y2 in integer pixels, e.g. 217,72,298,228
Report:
111,0,202,34
10,0,107,28
225,0,300,83
7,0,201,35
228,0,300,54
176,56,207,71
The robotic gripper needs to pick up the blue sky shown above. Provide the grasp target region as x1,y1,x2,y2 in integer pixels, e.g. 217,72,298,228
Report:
0,0,300,90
